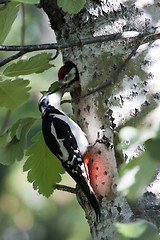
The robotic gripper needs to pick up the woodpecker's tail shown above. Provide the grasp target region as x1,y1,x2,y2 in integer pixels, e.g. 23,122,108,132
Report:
66,169,100,220
64,165,100,221
81,184,100,222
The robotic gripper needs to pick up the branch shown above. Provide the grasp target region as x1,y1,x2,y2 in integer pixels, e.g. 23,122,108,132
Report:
0,27,160,52
0,27,160,67
53,184,76,194
0,51,27,67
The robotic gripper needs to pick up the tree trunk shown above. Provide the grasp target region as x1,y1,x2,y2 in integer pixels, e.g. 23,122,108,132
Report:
40,0,160,239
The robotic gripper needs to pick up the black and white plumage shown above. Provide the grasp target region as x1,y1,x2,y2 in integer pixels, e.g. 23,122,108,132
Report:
39,62,100,220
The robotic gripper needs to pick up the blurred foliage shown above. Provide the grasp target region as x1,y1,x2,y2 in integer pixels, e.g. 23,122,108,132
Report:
0,2,20,44
116,122,160,239
117,124,160,201
115,219,158,240
0,117,36,165
0,2,90,240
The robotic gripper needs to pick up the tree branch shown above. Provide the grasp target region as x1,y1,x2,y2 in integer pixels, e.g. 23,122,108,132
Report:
0,27,160,67
0,51,27,67
53,184,76,194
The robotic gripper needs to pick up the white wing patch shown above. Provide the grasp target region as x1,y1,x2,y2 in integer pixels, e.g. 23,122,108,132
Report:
51,123,69,161
50,113,88,154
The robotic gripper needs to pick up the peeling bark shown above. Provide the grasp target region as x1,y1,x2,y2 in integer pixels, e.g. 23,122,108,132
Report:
40,0,160,238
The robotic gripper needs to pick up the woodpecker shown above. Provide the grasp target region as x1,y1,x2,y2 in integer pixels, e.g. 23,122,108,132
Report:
39,61,100,220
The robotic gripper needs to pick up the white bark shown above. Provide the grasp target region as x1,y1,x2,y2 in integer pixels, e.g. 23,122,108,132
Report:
40,0,160,238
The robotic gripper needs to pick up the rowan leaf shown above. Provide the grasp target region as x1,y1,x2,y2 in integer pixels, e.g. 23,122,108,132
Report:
23,131,65,197
0,2,20,44
3,53,54,77
0,78,31,109
57,0,86,14
0,118,36,165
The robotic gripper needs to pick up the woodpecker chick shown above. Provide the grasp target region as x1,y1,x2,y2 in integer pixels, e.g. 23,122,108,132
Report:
58,61,79,92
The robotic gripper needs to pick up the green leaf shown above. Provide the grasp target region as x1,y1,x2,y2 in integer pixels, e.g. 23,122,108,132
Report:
23,131,65,197
0,118,36,165
40,82,60,95
0,78,31,109
118,136,160,200
115,220,158,240
3,53,54,77
48,81,59,91
0,2,20,44
11,0,39,4
57,0,86,14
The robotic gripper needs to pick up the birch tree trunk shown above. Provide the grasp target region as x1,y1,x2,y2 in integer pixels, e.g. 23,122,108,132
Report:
40,0,160,239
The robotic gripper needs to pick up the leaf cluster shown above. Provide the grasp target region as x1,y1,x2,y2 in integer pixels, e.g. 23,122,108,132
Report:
0,2,65,198
0,118,36,165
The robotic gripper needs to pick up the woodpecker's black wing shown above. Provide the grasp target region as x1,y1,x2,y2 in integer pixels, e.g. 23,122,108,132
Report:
42,107,100,220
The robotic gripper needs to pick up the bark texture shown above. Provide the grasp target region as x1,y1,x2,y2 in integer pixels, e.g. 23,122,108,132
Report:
40,0,160,239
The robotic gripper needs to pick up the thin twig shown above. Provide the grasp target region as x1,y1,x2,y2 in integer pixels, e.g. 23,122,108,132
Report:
0,51,27,67
61,38,144,104
49,49,60,60
53,184,76,194
0,27,160,67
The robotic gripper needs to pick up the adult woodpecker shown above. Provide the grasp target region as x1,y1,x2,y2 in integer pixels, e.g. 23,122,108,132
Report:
39,61,100,220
